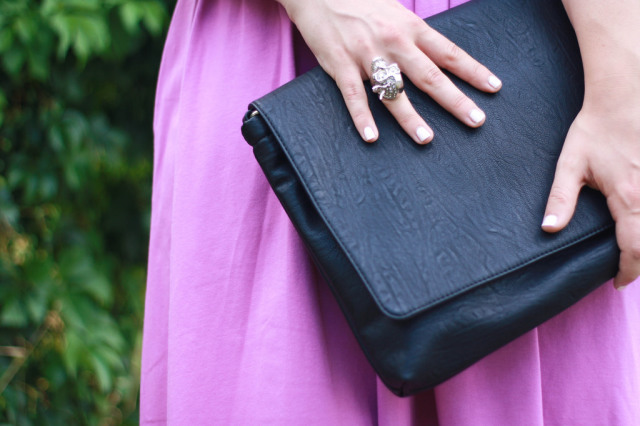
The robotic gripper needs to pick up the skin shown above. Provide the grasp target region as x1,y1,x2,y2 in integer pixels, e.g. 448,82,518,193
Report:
276,0,640,289
277,0,501,144
544,0,640,289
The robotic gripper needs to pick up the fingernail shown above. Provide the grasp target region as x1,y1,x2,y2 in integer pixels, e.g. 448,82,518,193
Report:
617,284,629,291
469,109,485,124
416,126,432,143
364,126,375,141
541,214,558,228
488,75,502,89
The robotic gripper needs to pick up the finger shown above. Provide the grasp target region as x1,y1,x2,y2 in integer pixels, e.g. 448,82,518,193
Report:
614,215,640,288
417,28,502,93
615,250,640,289
398,48,487,128
542,155,585,232
335,68,379,142
381,92,434,144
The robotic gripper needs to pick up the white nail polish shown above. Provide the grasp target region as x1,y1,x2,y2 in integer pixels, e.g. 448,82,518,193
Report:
364,126,375,141
488,75,502,89
541,214,558,228
469,109,485,124
617,284,629,292
416,126,431,143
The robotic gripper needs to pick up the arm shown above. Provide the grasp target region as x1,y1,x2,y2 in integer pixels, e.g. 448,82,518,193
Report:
543,0,640,288
276,0,502,144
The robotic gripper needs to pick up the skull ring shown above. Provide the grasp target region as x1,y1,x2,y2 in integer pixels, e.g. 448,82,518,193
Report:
370,57,404,101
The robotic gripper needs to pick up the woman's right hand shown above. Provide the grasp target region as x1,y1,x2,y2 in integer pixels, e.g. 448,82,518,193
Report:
277,0,502,144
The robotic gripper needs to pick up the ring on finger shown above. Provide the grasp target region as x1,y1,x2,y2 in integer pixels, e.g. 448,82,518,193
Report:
370,57,404,101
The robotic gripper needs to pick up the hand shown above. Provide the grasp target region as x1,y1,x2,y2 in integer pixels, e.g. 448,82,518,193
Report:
542,85,640,289
277,0,502,144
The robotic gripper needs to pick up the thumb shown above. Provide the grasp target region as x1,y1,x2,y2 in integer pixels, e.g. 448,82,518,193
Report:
542,160,584,233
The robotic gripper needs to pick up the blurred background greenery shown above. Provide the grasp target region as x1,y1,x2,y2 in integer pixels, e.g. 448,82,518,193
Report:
0,0,174,423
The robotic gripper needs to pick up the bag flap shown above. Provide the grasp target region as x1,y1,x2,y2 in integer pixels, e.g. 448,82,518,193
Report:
250,0,614,319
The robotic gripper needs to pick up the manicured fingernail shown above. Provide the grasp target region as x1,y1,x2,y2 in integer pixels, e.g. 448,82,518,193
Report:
488,75,502,89
364,126,375,141
416,126,432,143
617,284,629,291
469,109,485,124
542,214,558,228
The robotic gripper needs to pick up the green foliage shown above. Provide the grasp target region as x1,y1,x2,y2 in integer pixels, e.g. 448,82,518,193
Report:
0,0,173,423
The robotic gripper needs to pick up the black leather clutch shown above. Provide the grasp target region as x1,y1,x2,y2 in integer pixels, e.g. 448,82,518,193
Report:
241,0,618,396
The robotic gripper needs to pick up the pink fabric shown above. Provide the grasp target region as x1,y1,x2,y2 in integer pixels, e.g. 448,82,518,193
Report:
141,0,640,424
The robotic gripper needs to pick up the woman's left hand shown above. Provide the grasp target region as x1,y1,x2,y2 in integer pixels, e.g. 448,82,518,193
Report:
542,79,640,289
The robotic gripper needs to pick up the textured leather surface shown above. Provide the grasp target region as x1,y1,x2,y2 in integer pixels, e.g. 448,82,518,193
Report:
241,0,619,395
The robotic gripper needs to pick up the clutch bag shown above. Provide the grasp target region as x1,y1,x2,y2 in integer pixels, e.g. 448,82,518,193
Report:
240,0,618,396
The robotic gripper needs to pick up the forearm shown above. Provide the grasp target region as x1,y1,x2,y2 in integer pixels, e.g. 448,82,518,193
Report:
562,0,640,107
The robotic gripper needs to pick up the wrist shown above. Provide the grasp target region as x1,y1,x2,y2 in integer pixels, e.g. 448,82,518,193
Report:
583,49,640,85
562,0,640,105
275,0,301,21
583,54,640,109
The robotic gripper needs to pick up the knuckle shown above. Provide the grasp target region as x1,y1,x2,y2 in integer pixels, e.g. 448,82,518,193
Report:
353,36,374,54
443,42,462,65
341,80,363,103
409,18,426,33
416,27,436,45
627,241,640,260
324,49,349,72
472,61,483,76
349,39,375,62
351,109,370,124
614,182,640,213
421,66,445,87
452,93,468,110
556,155,583,175
380,24,404,47
548,186,572,205
396,112,416,128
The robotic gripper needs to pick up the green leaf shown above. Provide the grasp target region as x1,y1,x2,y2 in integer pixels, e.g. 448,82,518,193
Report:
27,47,50,81
92,322,126,351
0,298,28,328
62,110,88,149
24,258,55,286
25,290,49,323
59,248,93,283
141,1,167,35
96,345,124,367
14,14,37,44
0,201,19,226
23,260,54,322
0,28,14,52
24,174,40,204
49,14,73,58
7,167,25,189
81,272,113,305
63,330,84,376
39,173,58,199
90,353,112,393
119,3,143,34
2,47,26,76
119,1,166,35
63,162,81,189
48,125,65,152
49,13,110,60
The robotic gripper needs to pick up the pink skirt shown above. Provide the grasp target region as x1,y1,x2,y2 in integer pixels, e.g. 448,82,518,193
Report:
141,0,640,423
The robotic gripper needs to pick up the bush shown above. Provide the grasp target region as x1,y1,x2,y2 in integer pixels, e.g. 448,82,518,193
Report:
0,0,173,423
